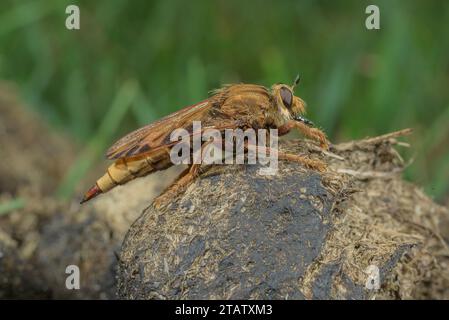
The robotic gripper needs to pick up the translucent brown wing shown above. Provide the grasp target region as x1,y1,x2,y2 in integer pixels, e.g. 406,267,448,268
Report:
106,84,272,160
106,99,213,159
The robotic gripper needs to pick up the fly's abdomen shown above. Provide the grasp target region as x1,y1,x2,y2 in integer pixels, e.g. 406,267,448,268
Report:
96,157,151,192
81,149,171,203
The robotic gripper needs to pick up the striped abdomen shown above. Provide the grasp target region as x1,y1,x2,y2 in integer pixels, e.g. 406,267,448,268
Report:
81,149,172,203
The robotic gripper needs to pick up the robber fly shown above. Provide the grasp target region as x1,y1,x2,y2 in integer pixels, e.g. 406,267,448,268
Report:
81,76,329,207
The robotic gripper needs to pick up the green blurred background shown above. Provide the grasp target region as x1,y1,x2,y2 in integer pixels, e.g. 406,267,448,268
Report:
1,0,448,203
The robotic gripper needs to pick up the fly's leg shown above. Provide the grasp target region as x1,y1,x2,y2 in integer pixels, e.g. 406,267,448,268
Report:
153,164,200,209
277,121,295,136
247,144,327,172
152,141,215,209
277,150,326,172
291,120,329,150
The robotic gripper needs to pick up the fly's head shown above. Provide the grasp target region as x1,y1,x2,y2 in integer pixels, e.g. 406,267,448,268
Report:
271,75,314,127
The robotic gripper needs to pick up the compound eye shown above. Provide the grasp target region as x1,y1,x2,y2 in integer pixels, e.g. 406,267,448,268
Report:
280,87,293,109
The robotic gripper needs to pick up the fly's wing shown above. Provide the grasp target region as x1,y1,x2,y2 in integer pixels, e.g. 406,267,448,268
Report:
106,98,240,160
106,84,271,160
106,99,215,159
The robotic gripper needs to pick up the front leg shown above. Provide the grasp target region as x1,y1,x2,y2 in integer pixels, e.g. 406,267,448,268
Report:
293,120,329,150
277,121,295,136
279,120,329,150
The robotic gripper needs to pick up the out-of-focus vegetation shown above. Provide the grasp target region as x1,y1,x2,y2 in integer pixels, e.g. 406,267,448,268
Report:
1,0,448,202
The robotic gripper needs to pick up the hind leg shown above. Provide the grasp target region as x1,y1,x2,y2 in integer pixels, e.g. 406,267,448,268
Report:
153,164,200,209
152,141,216,208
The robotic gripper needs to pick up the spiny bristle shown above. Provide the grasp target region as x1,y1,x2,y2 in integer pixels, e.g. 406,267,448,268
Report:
80,184,102,204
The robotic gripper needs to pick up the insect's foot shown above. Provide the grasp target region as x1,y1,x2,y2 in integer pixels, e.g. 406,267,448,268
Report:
319,137,330,150
309,128,329,150
321,142,330,151
152,181,188,209
153,194,172,209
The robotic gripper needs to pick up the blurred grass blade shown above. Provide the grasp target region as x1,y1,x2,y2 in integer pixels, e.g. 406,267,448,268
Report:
0,198,25,216
0,1,57,37
56,80,138,200
131,87,157,126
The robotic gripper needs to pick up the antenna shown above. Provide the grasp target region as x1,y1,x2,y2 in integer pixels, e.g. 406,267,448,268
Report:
292,74,300,90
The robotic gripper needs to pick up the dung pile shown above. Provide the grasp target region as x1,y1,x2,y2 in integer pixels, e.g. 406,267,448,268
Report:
117,130,449,299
